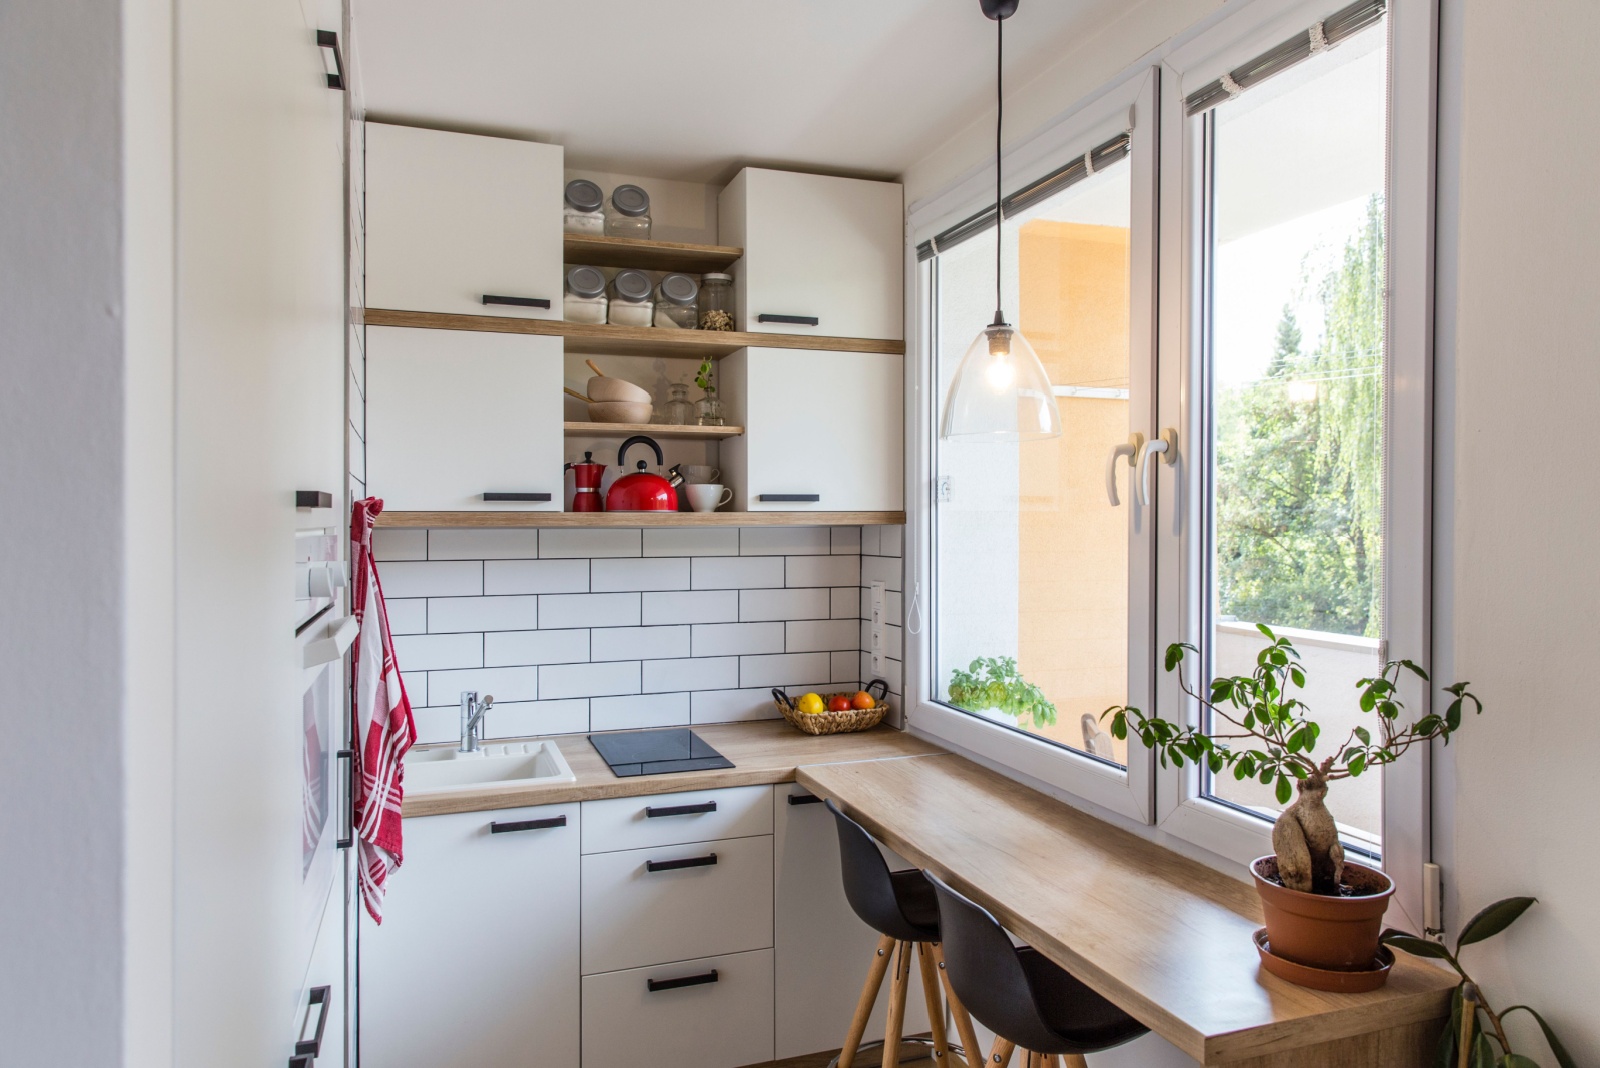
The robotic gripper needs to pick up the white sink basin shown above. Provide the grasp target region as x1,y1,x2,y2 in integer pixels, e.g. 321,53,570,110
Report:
405,740,576,794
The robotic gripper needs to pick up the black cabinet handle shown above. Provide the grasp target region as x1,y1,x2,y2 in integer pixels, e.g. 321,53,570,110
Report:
757,314,819,326
482,492,552,503
335,750,354,849
482,294,552,309
787,792,824,806
316,30,344,90
645,800,717,818
646,853,718,873
296,490,333,509
294,986,332,1057
647,969,719,993
490,815,568,834
758,494,821,503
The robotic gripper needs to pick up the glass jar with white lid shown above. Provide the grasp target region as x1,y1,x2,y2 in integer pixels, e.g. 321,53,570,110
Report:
563,265,608,324
607,269,655,327
654,273,699,329
604,184,652,239
698,273,734,330
563,179,605,235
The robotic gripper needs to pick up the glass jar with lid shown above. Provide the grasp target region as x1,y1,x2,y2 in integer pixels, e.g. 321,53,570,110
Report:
604,184,652,239
698,272,734,331
563,179,605,235
660,383,695,425
607,269,654,327
563,265,608,324
654,273,699,329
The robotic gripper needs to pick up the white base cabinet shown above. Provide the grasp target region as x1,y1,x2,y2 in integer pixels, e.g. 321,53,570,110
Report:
581,949,775,1068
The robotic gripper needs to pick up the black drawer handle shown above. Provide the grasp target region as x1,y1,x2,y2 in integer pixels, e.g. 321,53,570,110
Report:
758,493,821,503
336,749,354,849
646,852,718,873
483,492,552,503
645,800,717,818
294,986,332,1057
482,294,552,309
316,30,344,91
757,314,819,326
490,815,567,834
787,792,824,806
647,969,719,993
296,490,334,509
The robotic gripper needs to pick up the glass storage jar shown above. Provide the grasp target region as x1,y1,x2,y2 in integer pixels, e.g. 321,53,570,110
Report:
563,265,608,324
562,179,605,235
654,273,699,329
695,394,725,427
660,383,695,425
698,272,734,331
607,269,654,327
604,184,652,238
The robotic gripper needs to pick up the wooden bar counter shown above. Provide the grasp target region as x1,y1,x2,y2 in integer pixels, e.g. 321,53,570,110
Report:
796,754,1455,1067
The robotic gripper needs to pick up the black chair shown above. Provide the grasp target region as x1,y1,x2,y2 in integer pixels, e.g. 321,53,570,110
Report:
925,872,1148,1068
826,799,982,1068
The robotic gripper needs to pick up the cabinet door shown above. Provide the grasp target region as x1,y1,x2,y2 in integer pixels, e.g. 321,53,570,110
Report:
365,326,563,511
720,169,903,341
360,804,580,1068
365,122,563,319
721,347,904,512
582,949,774,1068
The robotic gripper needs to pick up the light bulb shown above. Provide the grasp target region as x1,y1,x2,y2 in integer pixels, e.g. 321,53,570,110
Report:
985,354,1016,390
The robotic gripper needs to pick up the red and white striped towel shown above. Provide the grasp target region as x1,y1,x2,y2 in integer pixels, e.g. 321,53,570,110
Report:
350,498,417,923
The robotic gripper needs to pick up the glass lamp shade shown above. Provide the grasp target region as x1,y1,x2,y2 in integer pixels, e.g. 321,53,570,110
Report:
940,322,1062,441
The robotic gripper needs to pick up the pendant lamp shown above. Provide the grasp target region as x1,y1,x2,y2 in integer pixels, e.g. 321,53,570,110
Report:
940,0,1062,442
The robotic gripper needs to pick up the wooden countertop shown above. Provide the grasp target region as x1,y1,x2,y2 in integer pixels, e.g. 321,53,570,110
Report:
401,720,943,818
796,755,1456,1066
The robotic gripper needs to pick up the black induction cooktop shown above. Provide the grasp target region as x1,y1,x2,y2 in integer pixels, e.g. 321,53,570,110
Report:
587,728,734,777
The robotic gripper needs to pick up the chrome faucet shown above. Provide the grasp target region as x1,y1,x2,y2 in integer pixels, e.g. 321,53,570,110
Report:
459,691,495,753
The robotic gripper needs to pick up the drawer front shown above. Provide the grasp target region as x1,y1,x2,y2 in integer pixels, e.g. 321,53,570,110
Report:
581,784,772,854
582,834,773,974
582,949,774,1068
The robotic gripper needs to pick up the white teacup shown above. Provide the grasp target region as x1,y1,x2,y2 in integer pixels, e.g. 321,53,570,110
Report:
682,465,721,485
686,484,733,512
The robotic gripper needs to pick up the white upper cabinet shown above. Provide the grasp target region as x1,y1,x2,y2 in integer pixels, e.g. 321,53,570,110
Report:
365,326,563,511
365,122,563,319
719,347,904,512
719,169,904,341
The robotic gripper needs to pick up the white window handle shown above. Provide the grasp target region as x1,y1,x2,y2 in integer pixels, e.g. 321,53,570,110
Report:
1105,433,1145,507
1135,428,1179,507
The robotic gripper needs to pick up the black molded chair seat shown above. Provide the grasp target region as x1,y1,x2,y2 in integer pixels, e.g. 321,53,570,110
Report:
827,799,942,943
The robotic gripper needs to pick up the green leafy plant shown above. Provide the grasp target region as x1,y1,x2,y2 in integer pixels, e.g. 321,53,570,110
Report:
948,657,1056,729
1383,899,1573,1068
1103,625,1481,894
695,358,715,396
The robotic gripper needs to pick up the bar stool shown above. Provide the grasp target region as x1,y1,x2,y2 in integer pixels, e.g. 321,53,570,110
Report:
826,800,983,1068
924,873,1148,1067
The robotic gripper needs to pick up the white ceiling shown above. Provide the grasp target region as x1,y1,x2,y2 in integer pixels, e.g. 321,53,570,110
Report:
353,0,1131,185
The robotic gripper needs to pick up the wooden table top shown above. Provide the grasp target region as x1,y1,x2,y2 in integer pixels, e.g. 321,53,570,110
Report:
796,754,1455,1066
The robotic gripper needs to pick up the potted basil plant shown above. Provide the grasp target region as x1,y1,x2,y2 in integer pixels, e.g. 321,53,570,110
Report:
948,656,1057,729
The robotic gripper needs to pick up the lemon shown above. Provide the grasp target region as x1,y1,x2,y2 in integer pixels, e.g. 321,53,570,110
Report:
797,692,826,716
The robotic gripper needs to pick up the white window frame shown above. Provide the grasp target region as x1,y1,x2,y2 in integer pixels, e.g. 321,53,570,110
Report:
904,68,1161,825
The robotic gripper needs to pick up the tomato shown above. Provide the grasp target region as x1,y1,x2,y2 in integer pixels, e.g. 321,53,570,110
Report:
827,694,853,712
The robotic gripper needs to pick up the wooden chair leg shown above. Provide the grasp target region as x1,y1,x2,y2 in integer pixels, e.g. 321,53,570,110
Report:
929,943,984,1068
987,1037,1016,1068
881,942,912,1068
1060,1056,1087,1068
915,942,952,1063
838,934,896,1068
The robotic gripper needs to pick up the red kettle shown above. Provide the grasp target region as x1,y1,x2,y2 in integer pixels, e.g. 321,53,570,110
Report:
605,436,680,512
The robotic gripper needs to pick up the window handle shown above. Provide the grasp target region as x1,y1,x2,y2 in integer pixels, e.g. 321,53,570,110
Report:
1106,433,1145,507
1135,429,1178,508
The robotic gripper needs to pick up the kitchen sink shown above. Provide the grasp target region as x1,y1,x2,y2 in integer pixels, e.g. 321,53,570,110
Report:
405,740,576,793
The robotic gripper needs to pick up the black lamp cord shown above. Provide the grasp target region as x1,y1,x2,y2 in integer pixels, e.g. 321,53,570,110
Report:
993,16,1006,329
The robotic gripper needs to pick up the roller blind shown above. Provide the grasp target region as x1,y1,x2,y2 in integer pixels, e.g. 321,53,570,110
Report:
1184,0,1385,116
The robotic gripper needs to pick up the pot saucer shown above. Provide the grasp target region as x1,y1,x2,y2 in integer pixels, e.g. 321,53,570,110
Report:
1253,928,1393,992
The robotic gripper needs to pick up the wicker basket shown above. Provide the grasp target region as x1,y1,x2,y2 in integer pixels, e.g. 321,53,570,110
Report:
772,679,890,736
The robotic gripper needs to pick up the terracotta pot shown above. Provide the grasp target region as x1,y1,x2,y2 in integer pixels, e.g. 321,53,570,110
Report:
1251,856,1393,971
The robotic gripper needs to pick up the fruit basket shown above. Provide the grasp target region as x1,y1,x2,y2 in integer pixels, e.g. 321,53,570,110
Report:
772,679,890,736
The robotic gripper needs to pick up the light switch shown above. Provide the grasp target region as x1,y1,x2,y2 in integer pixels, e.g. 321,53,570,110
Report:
869,581,887,676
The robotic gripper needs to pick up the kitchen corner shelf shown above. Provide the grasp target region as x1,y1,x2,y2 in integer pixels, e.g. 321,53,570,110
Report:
562,234,743,273
564,421,743,439
374,510,905,529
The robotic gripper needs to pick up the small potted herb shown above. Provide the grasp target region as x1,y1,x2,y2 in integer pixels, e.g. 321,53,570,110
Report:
694,358,723,426
1102,626,1482,981
948,656,1057,729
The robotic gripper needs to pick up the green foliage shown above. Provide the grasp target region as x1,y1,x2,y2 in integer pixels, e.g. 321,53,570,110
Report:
1383,899,1573,1068
947,657,1057,729
695,358,715,395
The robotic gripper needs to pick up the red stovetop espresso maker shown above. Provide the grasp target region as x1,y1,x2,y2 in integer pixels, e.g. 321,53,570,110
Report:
565,451,606,512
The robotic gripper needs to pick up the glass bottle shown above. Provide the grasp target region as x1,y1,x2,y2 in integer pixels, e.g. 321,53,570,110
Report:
695,394,724,427
653,273,699,329
698,273,734,331
661,383,695,426
562,179,605,235
604,184,651,239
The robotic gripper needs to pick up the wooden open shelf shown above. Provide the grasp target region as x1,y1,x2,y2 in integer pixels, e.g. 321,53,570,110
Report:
374,510,905,529
563,234,742,273
563,421,743,439
364,309,905,360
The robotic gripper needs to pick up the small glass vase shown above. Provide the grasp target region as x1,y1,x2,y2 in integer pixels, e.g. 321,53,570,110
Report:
661,383,695,426
695,394,724,427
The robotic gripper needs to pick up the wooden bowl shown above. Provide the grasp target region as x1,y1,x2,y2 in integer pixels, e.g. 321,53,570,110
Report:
586,376,651,404
587,400,654,424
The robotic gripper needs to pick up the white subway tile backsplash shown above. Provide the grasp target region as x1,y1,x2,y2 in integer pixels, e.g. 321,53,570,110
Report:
429,664,541,704
539,660,640,700
886,589,903,622
484,628,589,668
541,527,640,558
591,625,691,662
739,652,832,688
831,587,861,620
428,594,539,633
643,527,739,557
392,632,482,671
590,556,691,592
400,671,428,707
879,525,904,558
385,598,427,635
739,587,830,622
377,560,482,598
786,618,860,653
861,652,902,694
590,693,690,732
831,526,862,555
373,529,426,561
644,656,739,694
410,705,457,745
482,699,590,739
537,592,640,629
484,559,589,595
691,687,786,724
860,554,902,592
692,556,785,590
786,554,860,588
428,528,539,560
641,590,740,625
691,621,785,657
859,525,882,556
831,651,859,685
739,526,831,556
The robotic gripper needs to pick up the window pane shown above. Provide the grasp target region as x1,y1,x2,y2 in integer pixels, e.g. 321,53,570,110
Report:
1203,26,1388,850
935,160,1134,765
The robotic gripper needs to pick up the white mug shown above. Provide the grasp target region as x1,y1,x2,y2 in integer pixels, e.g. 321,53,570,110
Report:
683,465,721,485
686,484,733,512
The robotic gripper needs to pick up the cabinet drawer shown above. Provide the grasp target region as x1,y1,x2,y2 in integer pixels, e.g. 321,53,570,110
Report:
582,949,774,1068
581,784,772,854
582,833,773,974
